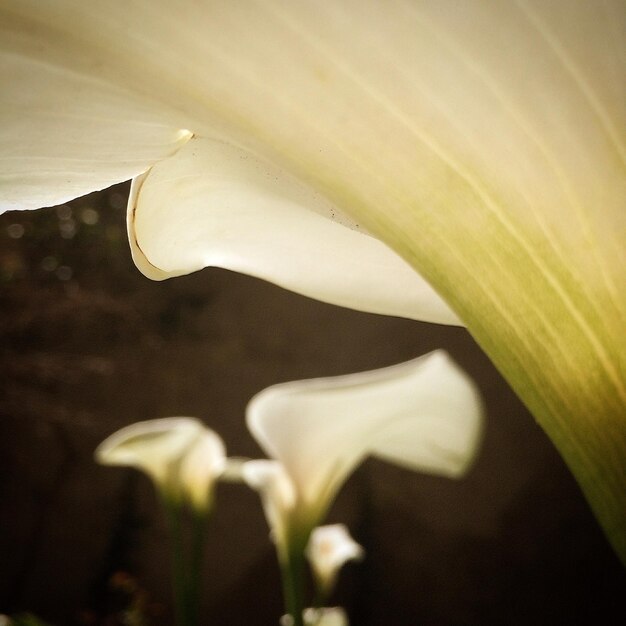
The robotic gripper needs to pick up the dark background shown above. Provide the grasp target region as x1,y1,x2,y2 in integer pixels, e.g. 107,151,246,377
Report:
1,184,624,625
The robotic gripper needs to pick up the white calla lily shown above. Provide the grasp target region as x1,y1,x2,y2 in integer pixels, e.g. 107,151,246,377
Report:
2,0,625,559
243,351,481,626
303,607,349,626
243,351,482,558
282,607,349,626
95,417,204,491
97,418,226,623
242,459,298,551
305,525,364,598
95,417,225,510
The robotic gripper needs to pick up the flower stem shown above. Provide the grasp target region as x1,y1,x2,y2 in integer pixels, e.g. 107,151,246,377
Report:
281,549,305,626
187,508,208,626
164,498,189,626
312,585,328,611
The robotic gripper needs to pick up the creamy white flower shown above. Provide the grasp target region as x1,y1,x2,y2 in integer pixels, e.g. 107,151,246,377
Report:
281,607,348,626
95,417,225,510
127,138,460,325
95,417,204,489
303,607,349,626
178,429,227,512
3,1,624,558
241,459,297,551
243,351,483,558
305,525,363,597
0,1,463,326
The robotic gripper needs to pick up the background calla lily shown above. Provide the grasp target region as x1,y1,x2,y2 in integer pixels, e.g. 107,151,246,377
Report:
302,607,348,626
96,418,227,624
242,459,298,553
177,429,227,512
95,417,225,510
243,351,483,555
305,524,364,599
243,350,482,625
1,0,625,560
281,608,349,626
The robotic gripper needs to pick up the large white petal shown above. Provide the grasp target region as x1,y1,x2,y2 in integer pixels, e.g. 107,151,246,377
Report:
0,9,191,212
246,351,483,519
129,138,459,324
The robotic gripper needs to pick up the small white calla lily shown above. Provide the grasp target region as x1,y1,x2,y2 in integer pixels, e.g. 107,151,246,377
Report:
243,350,483,557
95,417,225,510
303,607,349,626
280,606,349,626
281,607,349,626
95,417,204,491
241,459,297,551
305,525,363,598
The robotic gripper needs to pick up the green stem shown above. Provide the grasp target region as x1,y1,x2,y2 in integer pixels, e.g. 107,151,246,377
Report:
311,585,328,611
281,548,305,626
164,498,189,626
187,508,208,626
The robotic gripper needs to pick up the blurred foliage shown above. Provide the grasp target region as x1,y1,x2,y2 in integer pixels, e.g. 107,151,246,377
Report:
76,571,164,626
2,571,161,625
2,614,53,626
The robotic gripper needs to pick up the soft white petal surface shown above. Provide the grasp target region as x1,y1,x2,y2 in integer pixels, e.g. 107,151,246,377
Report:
2,0,623,318
129,137,459,325
303,607,348,626
306,524,363,593
95,417,205,488
247,351,483,519
178,429,226,511
242,460,297,547
0,11,192,212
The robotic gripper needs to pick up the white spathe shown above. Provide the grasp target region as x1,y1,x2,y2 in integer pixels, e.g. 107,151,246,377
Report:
178,429,227,511
304,607,349,626
282,607,349,626
242,459,297,551
305,524,364,596
0,26,191,213
1,0,622,333
95,417,226,510
128,137,460,325
0,1,460,326
243,351,483,550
